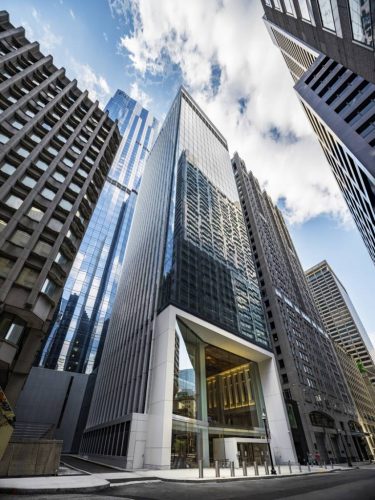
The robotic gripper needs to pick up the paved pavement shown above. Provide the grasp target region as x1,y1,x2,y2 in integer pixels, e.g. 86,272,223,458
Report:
1,469,374,499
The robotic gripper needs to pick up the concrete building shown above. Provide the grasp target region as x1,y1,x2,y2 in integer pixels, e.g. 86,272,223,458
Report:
306,260,375,385
261,0,375,264
0,10,121,406
37,90,158,374
232,153,359,464
81,88,296,469
334,343,375,459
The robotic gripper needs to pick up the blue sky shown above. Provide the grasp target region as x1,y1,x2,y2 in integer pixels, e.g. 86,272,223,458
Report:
3,0,374,344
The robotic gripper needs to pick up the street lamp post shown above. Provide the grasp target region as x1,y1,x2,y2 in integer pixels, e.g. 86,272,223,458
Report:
262,410,277,474
337,429,352,467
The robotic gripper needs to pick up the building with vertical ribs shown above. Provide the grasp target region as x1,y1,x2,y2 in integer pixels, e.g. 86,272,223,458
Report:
232,153,361,464
306,260,375,385
82,88,296,470
0,10,120,405
261,0,375,264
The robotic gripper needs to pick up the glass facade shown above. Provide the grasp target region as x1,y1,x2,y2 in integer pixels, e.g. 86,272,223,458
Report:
159,92,270,350
298,0,313,22
171,319,266,468
38,90,158,373
317,0,335,31
348,0,373,46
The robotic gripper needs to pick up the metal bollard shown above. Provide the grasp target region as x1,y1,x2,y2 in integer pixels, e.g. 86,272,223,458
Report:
324,461,327,469
242,461,247,476
331,460,334,470
277,464,281,475
288,460,292,474
230,461,235,477
215,460,220,477
254,461,259,476
198,459,203,478
307,463,311,472
264,461,269,475
298,463,302,473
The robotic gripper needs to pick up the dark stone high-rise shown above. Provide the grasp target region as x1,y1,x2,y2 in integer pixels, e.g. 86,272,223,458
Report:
261,0,375,264
0,11,120,405
232,153,360,464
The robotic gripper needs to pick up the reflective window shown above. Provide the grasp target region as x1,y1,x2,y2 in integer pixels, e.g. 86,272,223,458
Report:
53,171,66,183
0,161,16,175
59,198,73,211
0,131,11,144
41,278,57,297
28,206,44,222
69,182,80,194
284,0,296,16
0,314,25,344
54,251,69,266
348,0,373,46
47,217,63,232
16,267,38,288
265,0,272,6
273,0,282,9
63,157,74,168
30,133,42,143
317,0,335,31
41,187,56,200
15,146,30,158
0,257,13,278
298,0,313,21
35,159,49,171
21,175,37,189
34,240,52,257
5,194,23,209
10,229,30,247
10,119,24,130
0,219,6,232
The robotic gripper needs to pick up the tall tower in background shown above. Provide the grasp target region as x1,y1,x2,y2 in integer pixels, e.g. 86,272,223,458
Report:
232,153,359,464
81,88,295,469
306,261,375,385
0,11,120,405
38,90,158,374
261,0,375,264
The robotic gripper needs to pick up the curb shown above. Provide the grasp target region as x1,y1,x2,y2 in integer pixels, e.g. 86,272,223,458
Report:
0,482,110,495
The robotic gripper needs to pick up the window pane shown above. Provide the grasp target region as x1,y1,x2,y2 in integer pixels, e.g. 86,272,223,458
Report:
34,240,52,257
0,162,16,175
298,0,311,20
47,218,63,232
35,159,49,171
6,194,23,209
284,0,296,16
59,198,73,211
16,146,30,158
53,171,65,183
41,278,57,297
41,188,56,200
10,229,30,247
317,0,335,31
0,131,10,144
16,267,38,288
28,206,44,222
348,0,373,46
273,0,282,9
21,175,37,188
0,219,7,232
0,256,13,278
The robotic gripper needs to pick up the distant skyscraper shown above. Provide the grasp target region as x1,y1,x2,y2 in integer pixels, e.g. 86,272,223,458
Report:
38,90,158,374
81,88,295,469
306,261,375,385
261,0,375,264
232,153,360,464
0,11,120,405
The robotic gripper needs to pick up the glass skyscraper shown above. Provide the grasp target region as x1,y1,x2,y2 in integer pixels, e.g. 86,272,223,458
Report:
81,88,295,470
38,90,158,374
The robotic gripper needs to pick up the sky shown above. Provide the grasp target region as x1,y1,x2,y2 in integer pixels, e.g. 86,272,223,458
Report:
3,0,374,346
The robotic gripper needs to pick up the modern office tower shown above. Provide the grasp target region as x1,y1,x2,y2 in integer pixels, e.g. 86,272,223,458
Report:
81,88,296,469
37,90,158,374
261,1,375,264
0,10,120,405
306,261,375,385
232,153,360,464
334,343,375,459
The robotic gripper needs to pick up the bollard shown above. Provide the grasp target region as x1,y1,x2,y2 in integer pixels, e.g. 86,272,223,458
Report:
254,461,259,476
331,460,334,470
298,463,302,473
288,460,292,474
277,464,281,475
264,461,269,475
242,460,247,477
198,459,203,479
215,460,220,478
230,461,235,477
324,461,327,469
307,463,311,472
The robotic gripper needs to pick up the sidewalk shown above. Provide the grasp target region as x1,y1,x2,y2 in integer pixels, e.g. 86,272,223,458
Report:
0,463,355,494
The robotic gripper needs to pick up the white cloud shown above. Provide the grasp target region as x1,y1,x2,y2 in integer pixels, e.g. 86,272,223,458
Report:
103,31,109,42
31,7,63,51
116,0,350,225
69,57,111,106
69,8,76,20
129,81,152,108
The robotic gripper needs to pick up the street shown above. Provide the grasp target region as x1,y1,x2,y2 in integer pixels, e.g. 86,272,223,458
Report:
2,468,375,500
